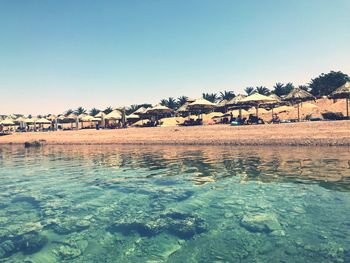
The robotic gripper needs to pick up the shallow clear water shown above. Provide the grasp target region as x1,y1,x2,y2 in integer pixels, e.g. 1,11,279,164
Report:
0,145,350,262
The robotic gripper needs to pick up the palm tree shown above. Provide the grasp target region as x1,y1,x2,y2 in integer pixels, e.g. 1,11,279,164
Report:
75,107,87,115
104,106,113,114
65,109,73,116
273,83,285,96
90,108,100,116
202,93,218,103
177,96,188,107
219,91,235,101
160,97,177,109
244,87,255,96
256,86,271,96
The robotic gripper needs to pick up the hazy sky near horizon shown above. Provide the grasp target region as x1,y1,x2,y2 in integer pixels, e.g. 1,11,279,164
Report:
1,0,349,115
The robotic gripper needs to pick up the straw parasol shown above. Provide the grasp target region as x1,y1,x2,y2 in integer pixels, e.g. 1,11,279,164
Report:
239,93,277,119
105,110,122,120
134,107,149,115
0,118,15,126
329,81,350,118
285,88,315,121
36,118,51,124
188,98,216,109
143,104,172,122
176,102,190,114
146,104,173,114
187,98,216,119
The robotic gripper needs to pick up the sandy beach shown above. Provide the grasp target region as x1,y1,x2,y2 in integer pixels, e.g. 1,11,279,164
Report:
1,120,349,146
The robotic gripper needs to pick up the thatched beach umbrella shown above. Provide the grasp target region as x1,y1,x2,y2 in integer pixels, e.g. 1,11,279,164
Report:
105,110,122,120
0,118,15,126
36,118,51,130
187,98,216,119
146,104,173,114
105,109,123,127
239,93,277,119
79,115,98,129
36,118,51,124
285,88,315,121
329,81,350,118
146,104,173,121
134,107,148,115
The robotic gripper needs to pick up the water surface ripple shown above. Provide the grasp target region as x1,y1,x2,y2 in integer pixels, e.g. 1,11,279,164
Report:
0,146,349,262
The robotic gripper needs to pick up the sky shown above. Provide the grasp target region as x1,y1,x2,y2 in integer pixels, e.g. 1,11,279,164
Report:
0,0,349,115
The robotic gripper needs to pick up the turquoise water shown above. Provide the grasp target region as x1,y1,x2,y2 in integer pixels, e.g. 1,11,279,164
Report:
0,145,350,262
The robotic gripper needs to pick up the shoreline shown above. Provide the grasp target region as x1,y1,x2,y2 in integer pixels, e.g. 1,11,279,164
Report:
1,120,349,147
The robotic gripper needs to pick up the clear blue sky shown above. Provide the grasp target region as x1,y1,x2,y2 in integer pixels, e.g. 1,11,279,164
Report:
1,0,349,115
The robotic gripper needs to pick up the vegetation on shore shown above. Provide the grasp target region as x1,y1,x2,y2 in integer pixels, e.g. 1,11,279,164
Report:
89,71,349,116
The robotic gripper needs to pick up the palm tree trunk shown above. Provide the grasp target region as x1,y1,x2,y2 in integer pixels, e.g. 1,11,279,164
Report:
298,103,300,122
346,97,349,118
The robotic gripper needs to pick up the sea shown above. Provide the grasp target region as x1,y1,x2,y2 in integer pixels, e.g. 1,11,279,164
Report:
0,145,349,262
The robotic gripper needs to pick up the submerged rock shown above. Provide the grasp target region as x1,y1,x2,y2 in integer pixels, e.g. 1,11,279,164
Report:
164,212,207,239
54,245,82,260
108,211,207,239
240,213,282,233
18,232,48,254
52,218,90,235
11,196,40,207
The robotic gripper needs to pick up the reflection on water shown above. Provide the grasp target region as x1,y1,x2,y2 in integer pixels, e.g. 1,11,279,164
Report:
0,145,349,262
